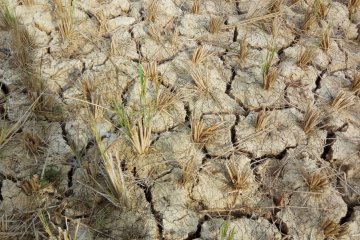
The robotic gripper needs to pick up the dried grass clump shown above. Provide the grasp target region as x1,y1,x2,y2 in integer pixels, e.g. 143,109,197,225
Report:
225,161,251,190
179,157,196,185
263,67,278,90
191,117,223,144
304,172,328,192
156,87,189,114
301,10,317,31
192,46,211,64
23,131,44,154
208,16,223,34
321,27,331,51
21,175,41,195
255,109,271,132
192,0,201,14
54,0,75,41
262,46,277,90
142,61,158,82
239,37,249,64
330,91,356,112
146,0,158,22
351,71,360,95
0,1,17,30
348,0,360,19
190,67,210,94
322,219,349,239
297,47,313,69
303,102,322,134
316,0,330,20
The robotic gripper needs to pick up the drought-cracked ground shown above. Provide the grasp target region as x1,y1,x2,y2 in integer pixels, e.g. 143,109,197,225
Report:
1,0,360,239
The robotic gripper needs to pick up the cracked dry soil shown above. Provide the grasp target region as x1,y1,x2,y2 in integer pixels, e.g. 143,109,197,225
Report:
1,0,360,239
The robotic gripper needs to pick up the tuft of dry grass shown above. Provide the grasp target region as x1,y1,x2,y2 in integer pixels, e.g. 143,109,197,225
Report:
192,0,200,14
225,161,251,190
351,71,360,95
148,24,161,43
142,61,158,82
263,67,278,90
208,16,223,34
304,172,328,192
191,117,223,145
190,67,210,94
156,87,189,114
179,157,196,185
348,0,360,19
330,91,356,112
297,47,313,69
322,219,349,239
191,46,210,64
54,0,75,41
239,37,249,64
301,10,317,31
303,102,322,134
146,0,158,22
321,27,331,51
316,0,330,20
255,109,271,132
20,175,41,195
23,131,44,155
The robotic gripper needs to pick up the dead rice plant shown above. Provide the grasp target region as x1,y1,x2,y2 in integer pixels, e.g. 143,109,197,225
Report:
179,157,196,185
270,0,284,12
304,172,328,192
348,0,360,19
146,0,158,22
255,109,271,132
21,175,41,195
148,24,161,43
330,91,356,112
303,102,322,134
190,67,210,94
321,27,331,51
351,71,360,95
263,67,278,90
301,10,317,31
142,61,158,82
191,117,223,144
297,47,313,69
322,219,349,239
225,161,251,190
208,16,223,34
192,0,200,14
316,0,330,20
156,87,189,114
239,37,249,64
191,46,210,64
95,10,109,34
23,131,44,154
54,0,75,41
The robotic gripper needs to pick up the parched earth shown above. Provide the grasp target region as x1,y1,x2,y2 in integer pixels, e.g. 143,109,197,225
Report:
1,0,360,239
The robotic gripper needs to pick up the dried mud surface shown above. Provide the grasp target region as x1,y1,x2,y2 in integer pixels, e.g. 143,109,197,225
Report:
1,0,360,239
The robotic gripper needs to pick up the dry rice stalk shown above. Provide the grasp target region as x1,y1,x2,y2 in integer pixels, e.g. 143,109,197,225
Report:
303,102,322,134
255,109,271,132
263,67,278,90
142,61,158,82
54,0,75,41
321,27,331,51
225,161,251,190
190,67,210,94
301,11,317,31
130,117,152,154
297,47,313,69
21,175,41,195
180,157,196,185
156,87,189,113
316,0,330,20
239,37,249,64
304,172,328,192
191,46,210,64
351,71,360,95
148,24,161,43
192,0,200,14
348,0,360,19
191,117,223,144
146,0,158,22
23,131,43,154
95,10,108,34
331,91,356,112
323,219,349,239
208,16,223,34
